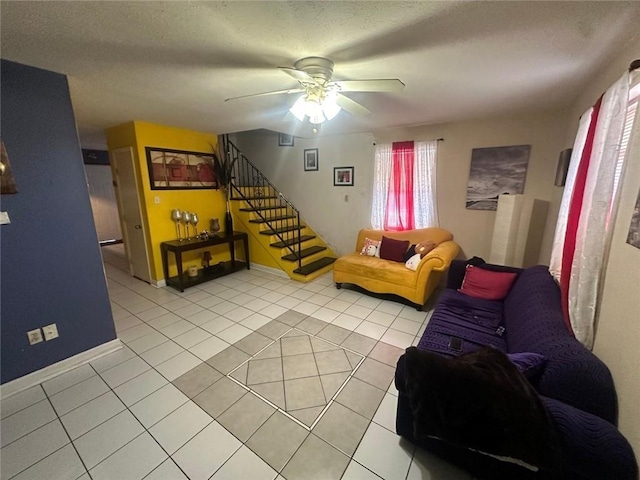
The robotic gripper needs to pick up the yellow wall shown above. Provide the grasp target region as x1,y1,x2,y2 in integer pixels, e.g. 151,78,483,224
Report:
106,121,231,282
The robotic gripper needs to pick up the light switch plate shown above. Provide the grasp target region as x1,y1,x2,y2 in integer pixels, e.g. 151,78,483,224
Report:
43,323,59,341
27,329,43,345
0,212,10,224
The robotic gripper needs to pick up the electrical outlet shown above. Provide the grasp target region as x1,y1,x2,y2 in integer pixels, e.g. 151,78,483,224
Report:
27,328,43,345
43,323,59,341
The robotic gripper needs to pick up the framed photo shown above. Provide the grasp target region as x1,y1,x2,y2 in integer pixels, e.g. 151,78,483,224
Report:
145,147,216,190
304,149,319,171
279,133,294,147
334,166,354,186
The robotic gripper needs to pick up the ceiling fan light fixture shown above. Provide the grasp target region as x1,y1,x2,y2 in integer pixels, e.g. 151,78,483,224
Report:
322,92,341,120
289,95,307,121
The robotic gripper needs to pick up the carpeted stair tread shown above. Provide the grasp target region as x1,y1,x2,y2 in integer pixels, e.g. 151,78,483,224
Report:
293,257,337,275
271,235,316,248
281,245,327,261
249,214,297,224
260,224,306,235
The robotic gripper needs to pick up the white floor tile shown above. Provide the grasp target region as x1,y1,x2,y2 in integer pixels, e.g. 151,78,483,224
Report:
290,289,314,301
240,312,272,330
195,295,226,309
160,319,197,339
74,410,144,469
115,315,143,333
209,301,238,315
355,321,388,340
173,421,241,480
127,331,170,354
89,432,167,480
397,306,428,323
249,286,271,298
0,420,70,479
140,341,184,367
372,393,398,433
332,313,363,331
42,364,95,396
189,336,230,361
174,303,205,319
223,306,254,322
309,307,340,323
125,299,158,315
135,305,170,322
200,316,235,335
186,309,220,326
90,346,137,373
174,327,212,348
149,401,212,455
155,351,202,381
60,391,125,439
366,310,396,327
324,298,352,313
50,375,110,416
11,444,86,480
355,296,383,309
147,312,183,330
114,369,168,406
291,301,320,316
184,289,212,303
344,304,374,319
145,458,189,480
389,317,421,335
353,422,414,480
130,383,189,428
260,304,288,319
259,291,286,303
375,302,404,316
99,356,151,389
379,329,415,349
244,298,271,312
275,296,301,309
118,323,155,343
306,293,333,306
1,399,56,447
406,446,473,480
342,460,383,479
336,290,363,303
216,324,252,344
212,445,278,480
163,298,192,312
1,386,46,420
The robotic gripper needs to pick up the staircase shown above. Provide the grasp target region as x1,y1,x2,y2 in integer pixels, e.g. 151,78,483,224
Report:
223,135,336,282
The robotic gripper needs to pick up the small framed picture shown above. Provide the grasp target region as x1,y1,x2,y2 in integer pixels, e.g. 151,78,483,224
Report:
334,166,354,186
278,133,294,147
304,149,319,171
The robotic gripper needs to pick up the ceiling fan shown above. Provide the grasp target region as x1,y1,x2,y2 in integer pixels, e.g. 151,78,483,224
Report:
225,56,405,126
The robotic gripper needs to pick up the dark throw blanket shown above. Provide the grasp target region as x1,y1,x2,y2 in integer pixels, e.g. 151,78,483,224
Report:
403,346,559,471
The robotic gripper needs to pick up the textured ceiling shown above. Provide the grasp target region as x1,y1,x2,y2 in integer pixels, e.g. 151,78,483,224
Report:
2,1,640,147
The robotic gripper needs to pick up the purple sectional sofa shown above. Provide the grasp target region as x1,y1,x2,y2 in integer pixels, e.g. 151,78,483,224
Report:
395,260,638,480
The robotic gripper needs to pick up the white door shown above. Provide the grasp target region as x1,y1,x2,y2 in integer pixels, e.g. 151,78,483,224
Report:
111,147,152,283
85,164,122,241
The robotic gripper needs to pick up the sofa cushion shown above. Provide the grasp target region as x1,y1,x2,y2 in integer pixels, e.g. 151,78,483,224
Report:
334,253,418,286
405,253,422,271
360,237,381,257
379,236,410,262
416,240,436,257
459,265,518,301
402,346,557,469
403,244,417,262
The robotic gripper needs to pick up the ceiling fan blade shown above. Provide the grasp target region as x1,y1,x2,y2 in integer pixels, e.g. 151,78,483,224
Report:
225,87,305,102
336,93,372,116
333,79,405,93
278,67,319,85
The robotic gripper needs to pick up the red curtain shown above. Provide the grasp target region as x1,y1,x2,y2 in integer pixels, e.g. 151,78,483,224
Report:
384,141,415,231
560,96,602,331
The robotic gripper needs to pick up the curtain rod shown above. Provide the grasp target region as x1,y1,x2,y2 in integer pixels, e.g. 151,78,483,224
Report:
630,59,640,72
373,138,444,145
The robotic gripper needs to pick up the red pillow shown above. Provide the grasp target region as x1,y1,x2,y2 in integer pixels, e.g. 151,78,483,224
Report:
459,265,518,301
379,236,410,262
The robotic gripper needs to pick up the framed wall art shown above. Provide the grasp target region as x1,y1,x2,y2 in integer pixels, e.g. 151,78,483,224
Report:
278,133,294,147
145,147,216,190
304,149,318,171
334,166,354,186
465,144,531,210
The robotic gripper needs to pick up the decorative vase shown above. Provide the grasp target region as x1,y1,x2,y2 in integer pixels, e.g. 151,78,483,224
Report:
210,218,220,236
225,211,233,235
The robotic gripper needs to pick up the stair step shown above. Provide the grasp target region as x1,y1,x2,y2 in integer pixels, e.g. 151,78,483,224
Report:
260,225,306,235
240,205,287,212
249,215,297,224
293,257,337,275
233,195,278,201
282,246,327,261
271,235,316,248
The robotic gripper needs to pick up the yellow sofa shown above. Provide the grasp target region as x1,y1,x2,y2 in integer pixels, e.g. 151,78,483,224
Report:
333,227,460,309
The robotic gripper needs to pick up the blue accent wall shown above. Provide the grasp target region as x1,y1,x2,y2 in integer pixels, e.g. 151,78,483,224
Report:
1,60,116,384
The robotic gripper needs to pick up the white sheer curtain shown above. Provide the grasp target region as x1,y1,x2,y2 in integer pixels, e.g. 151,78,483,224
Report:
371,144,392,230
414,141,439,228
569,72,630,348
371,141,439,230
549,109,593,281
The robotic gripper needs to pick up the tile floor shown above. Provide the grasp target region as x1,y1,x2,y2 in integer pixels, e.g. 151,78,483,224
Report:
1,245,473,480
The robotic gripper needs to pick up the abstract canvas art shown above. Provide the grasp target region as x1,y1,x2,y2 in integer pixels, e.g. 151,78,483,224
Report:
146,147,216,190
466,145,531,210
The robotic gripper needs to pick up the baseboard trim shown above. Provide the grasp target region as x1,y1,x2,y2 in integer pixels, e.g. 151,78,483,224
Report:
0,339,123,400
153,279,167,288
250,263,288,278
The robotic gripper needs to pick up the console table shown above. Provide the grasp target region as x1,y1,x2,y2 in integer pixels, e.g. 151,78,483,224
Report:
160,231,249,292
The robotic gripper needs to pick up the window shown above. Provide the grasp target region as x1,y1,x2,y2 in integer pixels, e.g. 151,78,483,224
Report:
371,140,439,230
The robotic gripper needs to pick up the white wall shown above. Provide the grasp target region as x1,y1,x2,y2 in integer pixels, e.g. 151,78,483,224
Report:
232,130,375,256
